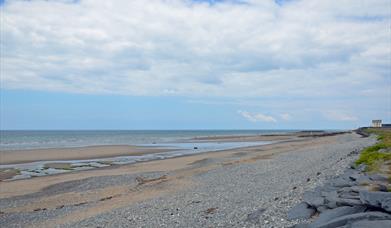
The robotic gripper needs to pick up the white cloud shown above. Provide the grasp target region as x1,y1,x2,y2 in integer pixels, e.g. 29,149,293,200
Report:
280,113,292,121
0,0,389,101
238,110,277,123
324,111,358,122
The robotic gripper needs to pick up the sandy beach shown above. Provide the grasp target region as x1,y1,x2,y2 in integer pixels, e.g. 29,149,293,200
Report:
0,145,177,165
0,132,376,227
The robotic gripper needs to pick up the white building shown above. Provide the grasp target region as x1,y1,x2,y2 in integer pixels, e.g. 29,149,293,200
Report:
372,120,382,128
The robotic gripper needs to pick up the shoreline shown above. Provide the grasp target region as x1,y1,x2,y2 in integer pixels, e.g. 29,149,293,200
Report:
0,145,176,165
0,131,338,165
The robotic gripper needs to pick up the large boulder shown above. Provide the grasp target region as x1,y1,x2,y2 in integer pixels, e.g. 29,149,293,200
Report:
309,206,366,228
325,196,362,209
350,219,391,228
368,174,389,182
330,177,355,188
359,190,391,211
314,212,391,228
287,202,316,220
303,191,325,208
382,198,391,212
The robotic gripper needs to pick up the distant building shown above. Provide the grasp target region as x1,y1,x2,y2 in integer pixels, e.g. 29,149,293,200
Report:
372,120,382,128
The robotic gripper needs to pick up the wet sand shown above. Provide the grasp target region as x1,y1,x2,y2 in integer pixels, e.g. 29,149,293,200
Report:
0,145,176,165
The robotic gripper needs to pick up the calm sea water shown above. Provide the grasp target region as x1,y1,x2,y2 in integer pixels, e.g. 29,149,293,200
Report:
0,130,297,151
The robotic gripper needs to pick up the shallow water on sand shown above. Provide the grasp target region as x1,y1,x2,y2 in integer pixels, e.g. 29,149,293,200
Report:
0,140,272,180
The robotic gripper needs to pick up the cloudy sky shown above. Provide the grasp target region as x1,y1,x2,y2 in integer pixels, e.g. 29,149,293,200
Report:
0,0,390,130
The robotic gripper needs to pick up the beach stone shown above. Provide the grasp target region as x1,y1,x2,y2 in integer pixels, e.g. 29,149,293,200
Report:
321,183,339,192
336,198,363,207
356,164,367,172
244,208,266,224
350,219,391,228
314,212,391,228
377,184,388,192
339,192,360,200
348,174,360,181
325,196,362,208
303,191,324,208
381,198,391,212
337,186,358,193
359,190,391,210
368,174,388,182
331,178,354,188
316,206,329,213
287,202,316,220
309,206,366,228
356,176,372,185
322,190,338,206
292,223,309,228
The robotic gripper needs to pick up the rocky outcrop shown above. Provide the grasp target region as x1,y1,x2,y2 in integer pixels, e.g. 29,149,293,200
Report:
288,164,391,227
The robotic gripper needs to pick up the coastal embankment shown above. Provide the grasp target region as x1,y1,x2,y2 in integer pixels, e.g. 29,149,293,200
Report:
288,128,391,227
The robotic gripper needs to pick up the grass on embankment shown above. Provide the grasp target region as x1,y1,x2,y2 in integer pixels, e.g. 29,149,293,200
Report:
355,128,391,173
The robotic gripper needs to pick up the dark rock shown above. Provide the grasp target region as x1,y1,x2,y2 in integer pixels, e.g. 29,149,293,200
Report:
359,190,391,211
323,190,345,208
309,206,366,228
343,169,357,176
303,191,324,208
193,147,198,150
356,175,372,185
356,164,367,172
320,183,339,192
307,178,311,182
381,198,391,212
325,197,362,208
292,223,309,228
336,198,363,207
331,178,354,188
317,172,321,176
322,190,338,199
313,212,391,228
350,186,366,193
293,186,297,190
317,206,329,213
337,187,359,193
350,219,391,228
287,202,316,220
338,191,360,200
368,174,388,182
349,174,360,181
377,184,388,192
245,208,266,224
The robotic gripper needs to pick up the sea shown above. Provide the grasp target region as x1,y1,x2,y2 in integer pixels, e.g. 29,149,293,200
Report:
0,130,297,151
0,130,300,180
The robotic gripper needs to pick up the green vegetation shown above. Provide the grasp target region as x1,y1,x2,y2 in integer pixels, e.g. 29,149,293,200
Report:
355,128,391,173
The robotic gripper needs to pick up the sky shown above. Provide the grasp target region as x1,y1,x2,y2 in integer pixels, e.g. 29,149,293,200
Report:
0,0,390,130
